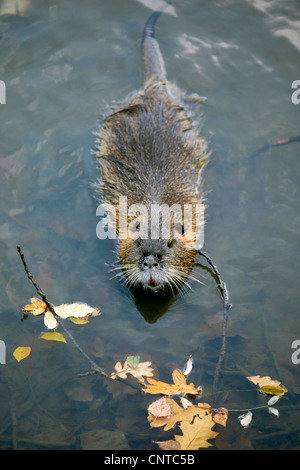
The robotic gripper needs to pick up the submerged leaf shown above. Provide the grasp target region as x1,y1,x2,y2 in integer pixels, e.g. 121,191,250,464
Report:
40,331,66,343
13,346,31,362
68,315,90,324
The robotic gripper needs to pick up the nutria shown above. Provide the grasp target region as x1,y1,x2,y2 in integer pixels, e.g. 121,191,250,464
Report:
96,9,206,293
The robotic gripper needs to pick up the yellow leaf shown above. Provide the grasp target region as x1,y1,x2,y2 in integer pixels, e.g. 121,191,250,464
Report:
174,414,218,450
260,385,288,396
40,331,66,343
68,315,90,324
13,346,31,362
142,369,201,396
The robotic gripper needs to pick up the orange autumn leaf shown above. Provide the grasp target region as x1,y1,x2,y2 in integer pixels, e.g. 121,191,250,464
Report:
148,397,212,431
174,413,218,450
23,297,47,315
142,369,201,397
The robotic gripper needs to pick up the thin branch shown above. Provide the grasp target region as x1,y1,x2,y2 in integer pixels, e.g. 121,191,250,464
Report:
197,249,231,402
16,245,108,377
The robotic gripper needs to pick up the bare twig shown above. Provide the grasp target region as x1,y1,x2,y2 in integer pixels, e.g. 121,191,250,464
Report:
16,245,108,377
197,249,231,401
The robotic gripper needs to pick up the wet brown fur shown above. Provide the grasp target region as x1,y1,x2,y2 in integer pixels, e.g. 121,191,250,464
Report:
96,25,206,292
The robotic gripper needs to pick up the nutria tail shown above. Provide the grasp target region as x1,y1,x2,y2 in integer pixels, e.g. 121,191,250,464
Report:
142,9,167,85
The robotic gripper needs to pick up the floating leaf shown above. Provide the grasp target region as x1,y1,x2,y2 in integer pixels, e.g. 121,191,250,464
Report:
213,407,228,427
260,385,288,396
174,414,218,450
142,369,201,397
267,395,280,406
44,310,58,329
13,346,31,362
183,355,193,376
23,297,47,315
246,375,288,396
148,396,173,418
126,355,140,368
40,331,66,343
110,359,153,382
181,397,193,409
238,411,252,428
268,407,279,417
148,398,212,432
54,303,100,319
68,315,90,325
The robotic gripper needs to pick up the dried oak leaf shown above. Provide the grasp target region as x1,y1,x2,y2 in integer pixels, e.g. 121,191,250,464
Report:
110,360,153,382
148,398,212,431
246,375,288,396
142,369,201,397
174,413,218,450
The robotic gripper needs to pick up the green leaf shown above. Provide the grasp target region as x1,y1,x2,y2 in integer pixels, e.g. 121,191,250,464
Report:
126,355,140,368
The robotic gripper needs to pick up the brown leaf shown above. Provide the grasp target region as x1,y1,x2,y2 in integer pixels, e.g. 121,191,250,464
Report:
153,439,181,450
213,407,228,427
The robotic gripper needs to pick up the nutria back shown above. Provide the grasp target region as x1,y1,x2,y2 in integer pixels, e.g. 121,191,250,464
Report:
96,10,206,293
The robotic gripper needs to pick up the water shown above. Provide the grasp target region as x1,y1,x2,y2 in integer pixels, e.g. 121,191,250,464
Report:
0,0,300,450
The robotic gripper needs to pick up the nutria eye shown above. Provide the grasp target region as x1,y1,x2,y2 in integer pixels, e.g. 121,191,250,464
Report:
175,222,184,235
168,239,174,248
135,238,141,246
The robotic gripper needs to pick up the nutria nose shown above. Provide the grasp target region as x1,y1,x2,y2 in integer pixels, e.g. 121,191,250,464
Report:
143,255,158,268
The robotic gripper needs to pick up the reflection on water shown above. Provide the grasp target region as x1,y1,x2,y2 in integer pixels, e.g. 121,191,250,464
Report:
0,0,300,450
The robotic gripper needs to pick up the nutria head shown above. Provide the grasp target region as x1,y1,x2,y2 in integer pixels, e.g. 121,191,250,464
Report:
116,217,199,293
